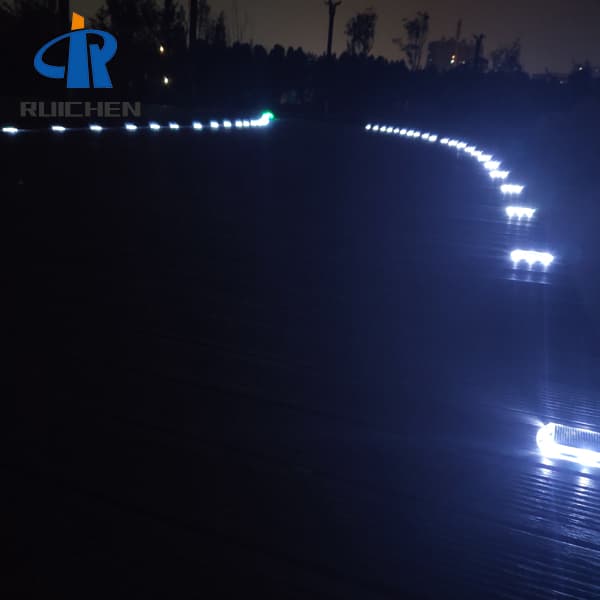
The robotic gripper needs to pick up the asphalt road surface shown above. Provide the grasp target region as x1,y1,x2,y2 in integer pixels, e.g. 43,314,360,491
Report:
7,120,600,598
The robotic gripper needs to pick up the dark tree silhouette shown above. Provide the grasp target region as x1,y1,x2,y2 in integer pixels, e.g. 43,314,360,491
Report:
490,39,522,73
325,0,341,57
345,9,377,57
395,11,429,72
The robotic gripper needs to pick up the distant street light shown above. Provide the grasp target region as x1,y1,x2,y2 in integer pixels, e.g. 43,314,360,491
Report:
159,45,165,54
163,76,170,86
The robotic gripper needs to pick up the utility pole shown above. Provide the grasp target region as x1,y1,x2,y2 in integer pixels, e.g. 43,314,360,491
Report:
473,33,485,72
325,0,341,58
189,0,198,47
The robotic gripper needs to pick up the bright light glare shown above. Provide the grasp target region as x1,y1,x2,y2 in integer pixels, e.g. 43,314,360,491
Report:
511,249,554,268
365,124,372,130
125,123,138,131
490,170,510,180
393,128,400,134
373,125,380,131
537,423,600,468
223,120,233,128
457,142,467,149
162,76,170,85
386,127,394,133
2,126,18,134
192,122,203,130
149,122,161,131
422,133,430,140
400,129,407,135
448,140,458,147
476,154,493,163
210,121,220,129
51,125,66,132
484,160,501,170
440,138,450,145
506,206,536,220
235,120,243,128
168,122,180,130
89,124,103,132
465,145,477,154
428,135,438,142
243,120,250,128
501,184,525,195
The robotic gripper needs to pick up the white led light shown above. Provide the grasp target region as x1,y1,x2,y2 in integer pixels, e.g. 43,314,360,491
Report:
511,249,554,268
89,124,103,132
477,154,493,163
400,128,407,135
506,206,535,220
168,122,180,130
2,126,19,134
365,124,372,130
428,135,438,142
149,122,161,131
472,150,483,158
210,121,220,129
373,125,380,131
393,128,400,134
51,125,66,132
192,122,203,130
490,170,509,180
457,142,467,149
422,133,430,140
235,120,243,128
386,126,394,133
125,123,138,131
537,423,600,468
501,184,525,195
242,120,250,128
440,138,449,145
407,130,415,137
448,140,458,147
484,160,501,170
223,120,233,128
465,145,477,154
414,131,421,137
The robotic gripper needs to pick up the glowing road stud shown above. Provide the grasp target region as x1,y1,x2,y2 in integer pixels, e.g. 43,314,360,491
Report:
125,123,138,131
511,249,554,268
506,206,535,220
2,126,18,134
149,122,161,131
501,184,525,195
484,160,501,170
537,423,600,468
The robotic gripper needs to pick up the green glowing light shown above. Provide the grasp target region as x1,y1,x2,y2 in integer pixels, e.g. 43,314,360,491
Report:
262,111,276,121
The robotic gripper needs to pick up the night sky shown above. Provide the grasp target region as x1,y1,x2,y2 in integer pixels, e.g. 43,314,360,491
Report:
73,0,600,74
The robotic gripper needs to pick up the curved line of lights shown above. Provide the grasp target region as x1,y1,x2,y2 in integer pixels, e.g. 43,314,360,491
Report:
365,123,585,467
364,122,556,273
0,112,276,137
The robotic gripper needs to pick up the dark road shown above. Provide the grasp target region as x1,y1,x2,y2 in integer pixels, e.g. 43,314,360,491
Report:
7,119,600,598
